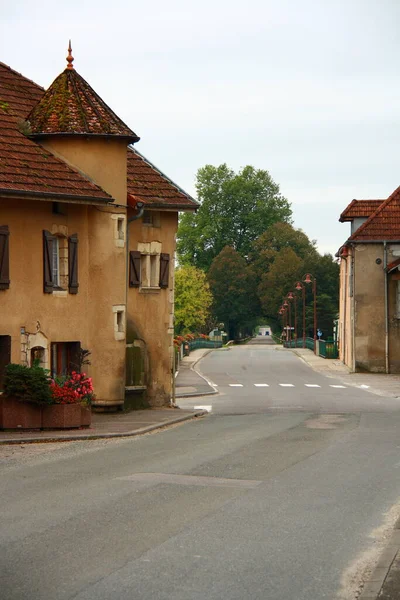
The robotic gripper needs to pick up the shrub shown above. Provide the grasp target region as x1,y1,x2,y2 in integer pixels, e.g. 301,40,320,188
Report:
3,363,53,405
50,372,95,406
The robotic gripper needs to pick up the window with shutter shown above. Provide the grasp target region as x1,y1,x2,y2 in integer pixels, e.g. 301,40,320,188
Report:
159,253,170,288
68,234,79,294
0,226,10,290
129,251,141,287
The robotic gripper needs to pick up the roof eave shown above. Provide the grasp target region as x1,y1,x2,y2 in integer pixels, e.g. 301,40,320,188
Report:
0,188,113,205
29,132,140,144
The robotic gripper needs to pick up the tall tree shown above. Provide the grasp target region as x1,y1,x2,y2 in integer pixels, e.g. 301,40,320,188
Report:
174,266,213,334
178,164,292,271
258,248,304,320
208,246,260,339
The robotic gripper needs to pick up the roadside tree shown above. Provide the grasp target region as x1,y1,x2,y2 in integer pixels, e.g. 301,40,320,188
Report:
174,266,213,334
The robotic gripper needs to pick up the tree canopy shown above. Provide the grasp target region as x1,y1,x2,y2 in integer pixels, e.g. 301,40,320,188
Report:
174,266,213,334
207,246,260,339
177,164,292,271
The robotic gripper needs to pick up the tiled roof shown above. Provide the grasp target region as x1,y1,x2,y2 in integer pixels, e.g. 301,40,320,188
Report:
0,62,111,202
127,148,198,210
28,68,139,142
349,186,400,241
339,199,384,222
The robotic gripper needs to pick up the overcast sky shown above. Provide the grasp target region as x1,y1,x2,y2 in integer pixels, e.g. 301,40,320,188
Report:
2,0,400,255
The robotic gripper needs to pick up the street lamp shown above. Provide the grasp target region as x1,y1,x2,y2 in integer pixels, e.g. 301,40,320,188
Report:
295,281,306,348
287,291,297,347
303,273,317,353
282,299,291,344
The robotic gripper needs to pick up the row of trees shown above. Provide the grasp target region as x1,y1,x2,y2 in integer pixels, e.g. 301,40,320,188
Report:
175,164,339,340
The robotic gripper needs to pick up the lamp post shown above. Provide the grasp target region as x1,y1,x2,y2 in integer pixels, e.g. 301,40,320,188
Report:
287,291,297,346
295,281,306,348
283,299,291,344
279,306,287,344
303,273,317,353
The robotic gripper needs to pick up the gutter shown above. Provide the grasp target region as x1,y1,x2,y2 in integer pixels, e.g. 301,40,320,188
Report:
0,188,112,205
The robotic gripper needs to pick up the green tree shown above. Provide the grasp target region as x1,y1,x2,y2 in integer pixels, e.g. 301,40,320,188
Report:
178,164,292,271
250,222,318,281
258,248,304,320
208,246,260,339
174,266,213,334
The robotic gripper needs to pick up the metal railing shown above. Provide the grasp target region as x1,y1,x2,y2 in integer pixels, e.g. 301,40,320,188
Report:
318,339,338,359
188,339,223,351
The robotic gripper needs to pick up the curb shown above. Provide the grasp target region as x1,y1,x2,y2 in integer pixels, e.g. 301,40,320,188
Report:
0,410,208,445
359,525,400,599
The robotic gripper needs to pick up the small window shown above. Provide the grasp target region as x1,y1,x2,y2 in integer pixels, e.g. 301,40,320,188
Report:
142,212,153,226
51,341,81,377
112,305,126,341
117,218,124,241
142,211,160,227
52,202,67,216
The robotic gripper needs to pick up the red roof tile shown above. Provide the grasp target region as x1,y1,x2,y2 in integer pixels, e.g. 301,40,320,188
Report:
28,68,139,142
127,149,198,210
339,199,384,222
349,186,400,241
0,62,111,202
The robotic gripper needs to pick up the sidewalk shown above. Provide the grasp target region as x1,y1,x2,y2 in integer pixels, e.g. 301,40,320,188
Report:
290,347,400,599
0,348,216,445
174,347,218,399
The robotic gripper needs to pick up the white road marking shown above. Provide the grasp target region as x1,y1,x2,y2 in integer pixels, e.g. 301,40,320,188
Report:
229,384,243,387
305,384,321,388
329,385,346,388
254,383,269,387
360,385,370,389
279,383,295,387
194,405,212,412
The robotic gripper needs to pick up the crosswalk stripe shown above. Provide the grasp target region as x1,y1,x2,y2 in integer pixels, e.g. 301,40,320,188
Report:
329,385,346,388
305,384,321,388
254,383,269,387
229,384,243,387
279,383,294,387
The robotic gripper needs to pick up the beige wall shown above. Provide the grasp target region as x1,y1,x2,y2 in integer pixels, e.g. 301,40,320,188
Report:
127,211,178,406
40,137,128,205
0,198,127,404
338,251,353,369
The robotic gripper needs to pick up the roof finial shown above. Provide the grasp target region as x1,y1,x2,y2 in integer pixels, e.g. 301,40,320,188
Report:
66,40,74,69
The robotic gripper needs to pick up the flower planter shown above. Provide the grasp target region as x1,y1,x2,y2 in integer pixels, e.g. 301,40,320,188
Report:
80,406,91,428
42,404,81,429
0,396,42,430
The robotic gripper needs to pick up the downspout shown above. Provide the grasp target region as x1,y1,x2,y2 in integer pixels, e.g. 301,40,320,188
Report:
384,241,389,373
351,248,356,372
342,255,347,364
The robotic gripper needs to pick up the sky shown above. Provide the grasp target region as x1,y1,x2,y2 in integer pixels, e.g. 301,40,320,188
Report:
2,0,400,256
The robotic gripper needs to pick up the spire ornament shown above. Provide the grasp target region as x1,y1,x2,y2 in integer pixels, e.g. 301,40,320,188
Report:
66,40,74,69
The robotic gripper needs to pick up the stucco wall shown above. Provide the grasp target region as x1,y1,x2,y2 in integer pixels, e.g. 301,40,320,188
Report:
353,244,385,372
127,211,178,406
40,137,128,205
338,252,353,369
0,198,126,404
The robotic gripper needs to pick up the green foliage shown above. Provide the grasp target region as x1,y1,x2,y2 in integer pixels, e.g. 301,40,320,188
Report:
258,248,304,318
3,363,53,405
174,266,213,334
178,164,292,271
208,246,260,339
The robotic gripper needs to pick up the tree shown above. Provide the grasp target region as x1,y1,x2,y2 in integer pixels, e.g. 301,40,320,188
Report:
250,222,318,281
177,164,292,271
174,266,213,334
208,246,260,339
258,248,304,320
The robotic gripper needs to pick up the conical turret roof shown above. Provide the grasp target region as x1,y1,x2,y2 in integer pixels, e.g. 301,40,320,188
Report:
27,47,139,142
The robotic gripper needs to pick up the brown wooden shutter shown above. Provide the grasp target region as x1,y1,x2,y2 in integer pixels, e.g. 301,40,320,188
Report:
68,234,79,294
43,230,55,293
129,251,141,287
0,226,10,290
159,253,170,288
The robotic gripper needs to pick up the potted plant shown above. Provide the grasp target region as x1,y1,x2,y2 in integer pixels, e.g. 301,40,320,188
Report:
42,371,95,429
0,363,52,429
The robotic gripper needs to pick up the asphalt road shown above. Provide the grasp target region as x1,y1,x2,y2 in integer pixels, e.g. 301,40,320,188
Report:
1,345,400,600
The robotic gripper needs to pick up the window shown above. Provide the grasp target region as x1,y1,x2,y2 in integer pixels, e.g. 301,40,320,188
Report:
50,341,81,377
111,214,126,247
112,305,126,341
43,231,78,294
142,211,160,228
117,218,124,241
141,253,160,288
129,247,170,289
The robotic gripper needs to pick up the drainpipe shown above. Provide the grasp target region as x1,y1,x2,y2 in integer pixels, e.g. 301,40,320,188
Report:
384,241,389,373
351,248,356,372
341,253,347,364
126,201,145,306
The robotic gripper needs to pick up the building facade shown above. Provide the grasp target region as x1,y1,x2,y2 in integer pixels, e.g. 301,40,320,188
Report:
0,48,197,408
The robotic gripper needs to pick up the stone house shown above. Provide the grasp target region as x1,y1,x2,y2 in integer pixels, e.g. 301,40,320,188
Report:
0,47,198,409
338,187,400,373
